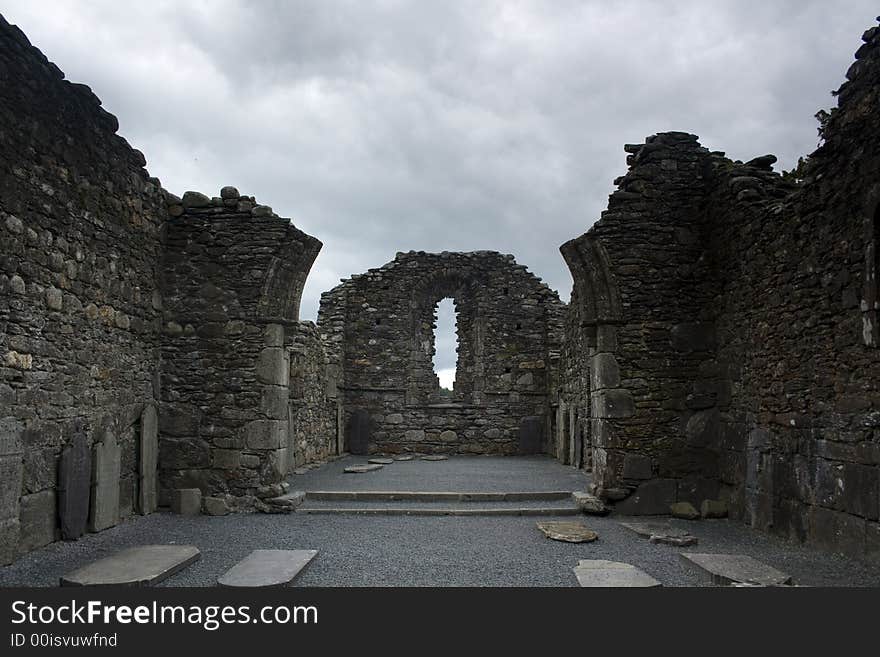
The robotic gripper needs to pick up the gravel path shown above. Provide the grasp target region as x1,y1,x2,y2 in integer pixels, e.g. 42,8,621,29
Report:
2,456,879,587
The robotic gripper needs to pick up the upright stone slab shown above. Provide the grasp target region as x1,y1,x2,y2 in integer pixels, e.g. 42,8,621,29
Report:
346,409,371,456
60,545,201,586
680,553,791,586
218,549,318,587
58,430,91,540
573,560,662,588
518,416,544,455
0,418,24,565
139,404,158,515
89,429,121,533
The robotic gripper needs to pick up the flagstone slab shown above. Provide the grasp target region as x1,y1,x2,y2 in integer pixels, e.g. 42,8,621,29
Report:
60,545,201,586
394,455,415,461
680,553,791,586
573,560,661,588
537,521,598,543
344,464,384,473
420,455,448,461
218,549,318,588
619,521,698,546
368,458,394,465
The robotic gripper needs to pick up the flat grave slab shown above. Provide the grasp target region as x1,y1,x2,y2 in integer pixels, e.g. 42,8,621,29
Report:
420,455,448,461
537,521,598,543
573,560,661,588
344,464,384,473
680,553,791,586
619,521,698,546
218,549,318,588
368,458,394,465
394,455,415,461
60,545,201,586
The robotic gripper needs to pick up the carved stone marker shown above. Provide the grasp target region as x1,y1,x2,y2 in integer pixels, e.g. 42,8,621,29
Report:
218,549,318,587
0,417,24,565
680,553,791,586
58,430,91,540
139,404,158,515
60,545,201,586
346,409,371,455
89,429,121,532
518,416,543,455
573,560,662,588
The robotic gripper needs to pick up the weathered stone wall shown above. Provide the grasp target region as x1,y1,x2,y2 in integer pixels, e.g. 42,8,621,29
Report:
319,251,564,455
0,16,165,563
562,20,880,559
160,189,326,500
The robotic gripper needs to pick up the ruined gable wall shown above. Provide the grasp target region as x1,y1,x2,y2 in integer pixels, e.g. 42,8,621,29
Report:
319,251,564,455
0,16,165,562
708,21,880,558
561,133,721,511
160,189,329,502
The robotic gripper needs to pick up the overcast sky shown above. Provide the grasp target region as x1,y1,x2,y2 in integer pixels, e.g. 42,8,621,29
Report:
3,1,876,385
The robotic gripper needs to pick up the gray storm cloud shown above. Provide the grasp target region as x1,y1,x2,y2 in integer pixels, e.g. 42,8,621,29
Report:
3,0,876,374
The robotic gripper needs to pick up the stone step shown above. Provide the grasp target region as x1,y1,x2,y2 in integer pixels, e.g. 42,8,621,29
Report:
304,490,574,502
218,550,318,588
297,504,581,516
60,545,201,587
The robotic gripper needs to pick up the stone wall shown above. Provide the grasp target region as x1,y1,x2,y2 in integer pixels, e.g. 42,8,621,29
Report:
0,16,165,563
561,19,880,559
0,15,336,562
159,189,326,501
319,251,564,455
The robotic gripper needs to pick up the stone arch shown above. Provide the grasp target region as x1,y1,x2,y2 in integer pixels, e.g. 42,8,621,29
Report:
257,234,321,322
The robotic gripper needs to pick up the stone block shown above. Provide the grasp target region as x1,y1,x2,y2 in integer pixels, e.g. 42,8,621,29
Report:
843,463,879,520
701,499,728,518
685,408,719,447
171,488,202,516
18,489,56,552
261,386,289,420
590,353,620,390
203,496,231,516
244,420,286,450
159,436,212,468
622,454,652,480
592,389,635,419
264,323,285,347
614,479,676,515
256,347,289,386
670,501,700,520
212,448,241,469
58,429,91,539
139,404,158,515
89,430,121,533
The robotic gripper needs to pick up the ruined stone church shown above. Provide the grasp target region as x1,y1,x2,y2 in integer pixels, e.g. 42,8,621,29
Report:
2,14,879,566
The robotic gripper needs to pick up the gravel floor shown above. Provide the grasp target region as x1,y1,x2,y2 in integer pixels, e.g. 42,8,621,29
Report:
2,456,879,587
288,455,590,492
